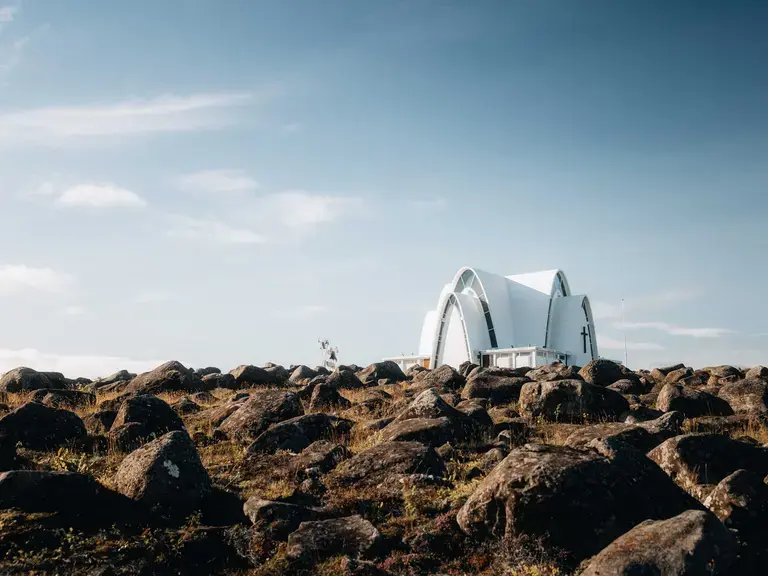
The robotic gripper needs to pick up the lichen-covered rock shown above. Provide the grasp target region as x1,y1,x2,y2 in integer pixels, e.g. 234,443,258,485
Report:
30,389,96,409
172,397,201,415
0,401,86,450
656,383,734,418
309,383,352,412
607,378,647,395
228,364,274,388
411,365,466,392
331,441,446,488
286,515,381,565
580,510,736,576
289,440,349,476
244,497,317,540
519,379,629,422
83,409,117,435
718,378,768,414
0,470,141,529
745,365,768,381
456,443,703,564
358,361,406,385
216,390,303,441
526,362,578,382
461,368,529,404
245,413,353,454
327,369,366,390
115,430,211,522
648,433,768,488
201,372,236,390
563,422,660,453
0,367,63,393
290,365,318,384
126,360,208,395
578,358,639,387
110,394,185,445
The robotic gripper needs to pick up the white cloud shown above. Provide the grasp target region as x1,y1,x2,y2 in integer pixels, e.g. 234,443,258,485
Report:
0,348,167,379
0,92,254,146
55,183,147,208
0,6,16,23
167,214,265,245
598,335,664,351
62,305,85,316
175,169,259,194
618,321,734,338
0,265,73,296
264,191,363,229
592,289,698,320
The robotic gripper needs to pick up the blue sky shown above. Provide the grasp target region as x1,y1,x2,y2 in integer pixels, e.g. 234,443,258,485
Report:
0,0,766,376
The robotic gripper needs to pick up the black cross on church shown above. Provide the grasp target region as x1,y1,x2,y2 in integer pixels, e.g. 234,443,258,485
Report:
581,326,589,353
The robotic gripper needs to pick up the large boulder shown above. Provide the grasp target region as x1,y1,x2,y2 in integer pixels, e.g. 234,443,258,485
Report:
411,365,466,392
245,413,353,455
0,367,64,393
703,469,768,573
216,390,303,441
92,369,135,389
656,383,734,418
578,359,639,387
0,470,141,529
607,378,647,395
456,443,703,565
126,360,207,395
308,383,352,412
461,368,529,404
289,440,349,476
563,422,661,453
115,430,212,522
382,388,490,445
243,497,317,540
327,369,366,390
358,361,406,385
526,362,578,382
109,394,185,446
331,441,446,488
580,510,736,576
745,365,768,381
286,515,381,565
0,401,86,450
201,372,236,390
264,364,290,384
228,364,274,388
518,379,629,422
290,365,318,384
648,433,768,489
30,389,96,410
718,378,768,414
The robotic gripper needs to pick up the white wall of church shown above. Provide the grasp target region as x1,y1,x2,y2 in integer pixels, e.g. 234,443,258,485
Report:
440,304,471,367
547,295,597,366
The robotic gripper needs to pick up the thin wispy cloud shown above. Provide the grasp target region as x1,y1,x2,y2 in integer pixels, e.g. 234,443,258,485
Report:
598,335,664,351
0,6,17,23
175,169,259,194
592,289,698,320
407,197,447,210
0,264,73,296
618,321,734,338
264,191,364,229
167,214,265,245
54,183,147,208
0,92,255,146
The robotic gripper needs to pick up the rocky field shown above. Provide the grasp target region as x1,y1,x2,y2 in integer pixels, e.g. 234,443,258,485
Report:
1,359,768,575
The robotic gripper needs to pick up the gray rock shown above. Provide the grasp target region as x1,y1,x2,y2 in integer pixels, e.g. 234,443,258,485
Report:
286,515,381,565
519,379,629,422
580,510,736,576
656,383,734,418
216,390,303,441
0,401,86,450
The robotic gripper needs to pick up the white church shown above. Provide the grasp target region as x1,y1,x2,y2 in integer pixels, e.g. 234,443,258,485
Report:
385,267,598,371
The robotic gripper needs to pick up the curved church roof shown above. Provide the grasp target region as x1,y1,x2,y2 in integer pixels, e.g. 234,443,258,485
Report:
418,267,597,369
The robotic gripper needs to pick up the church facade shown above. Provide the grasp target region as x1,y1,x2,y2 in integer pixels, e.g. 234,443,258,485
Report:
385,267,598,371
